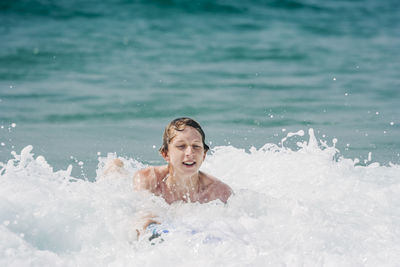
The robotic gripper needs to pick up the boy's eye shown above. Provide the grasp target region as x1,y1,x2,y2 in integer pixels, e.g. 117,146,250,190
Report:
177,145,186,149
193,145,201,149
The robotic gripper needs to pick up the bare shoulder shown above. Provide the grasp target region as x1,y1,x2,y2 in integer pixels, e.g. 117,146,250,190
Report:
199,171,232,203
133,165,168,191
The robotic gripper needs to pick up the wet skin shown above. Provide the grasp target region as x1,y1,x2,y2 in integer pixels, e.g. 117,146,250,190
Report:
133,126,232,204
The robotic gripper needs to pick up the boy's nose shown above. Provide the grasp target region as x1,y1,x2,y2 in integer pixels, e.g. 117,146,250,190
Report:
185,146,193,155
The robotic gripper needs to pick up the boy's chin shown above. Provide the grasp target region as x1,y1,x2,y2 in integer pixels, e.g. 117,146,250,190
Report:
179,165,199,174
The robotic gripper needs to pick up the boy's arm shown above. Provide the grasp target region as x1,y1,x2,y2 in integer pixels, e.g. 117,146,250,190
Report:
216,181,233,203
201,172,233,204
134,212,160,238
133,167,160,191
133,168,149,191
132,167,162,238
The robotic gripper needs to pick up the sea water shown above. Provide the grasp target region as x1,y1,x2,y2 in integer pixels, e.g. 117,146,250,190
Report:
1,0,400,174
1,0,400,265
1,130,400,266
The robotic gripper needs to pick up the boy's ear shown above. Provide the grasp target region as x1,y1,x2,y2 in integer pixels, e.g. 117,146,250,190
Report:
161,150,169,161
202,151,206,161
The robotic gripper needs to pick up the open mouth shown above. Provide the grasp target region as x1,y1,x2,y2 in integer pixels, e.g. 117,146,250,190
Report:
183,161,196,166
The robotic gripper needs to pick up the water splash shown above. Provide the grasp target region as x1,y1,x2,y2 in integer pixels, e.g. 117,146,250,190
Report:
1,130,400,266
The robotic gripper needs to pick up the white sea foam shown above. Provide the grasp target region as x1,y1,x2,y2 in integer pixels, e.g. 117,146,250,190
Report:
1,130,400,266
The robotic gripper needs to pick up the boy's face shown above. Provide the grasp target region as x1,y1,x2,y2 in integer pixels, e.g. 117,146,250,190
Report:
162,126,206,177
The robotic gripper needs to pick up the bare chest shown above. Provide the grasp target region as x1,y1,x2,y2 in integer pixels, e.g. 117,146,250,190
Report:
153,181,216,204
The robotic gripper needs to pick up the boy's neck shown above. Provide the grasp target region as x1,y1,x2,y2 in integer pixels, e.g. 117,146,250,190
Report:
165,167,200,200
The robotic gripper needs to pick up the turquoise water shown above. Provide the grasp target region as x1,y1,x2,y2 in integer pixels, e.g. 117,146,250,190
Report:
2,1,400,266
1,0,400,176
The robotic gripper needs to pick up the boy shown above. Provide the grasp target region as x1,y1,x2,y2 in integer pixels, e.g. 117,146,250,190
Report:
133,117,232,204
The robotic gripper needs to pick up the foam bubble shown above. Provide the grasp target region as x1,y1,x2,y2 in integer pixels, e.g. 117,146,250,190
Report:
1,130,400,266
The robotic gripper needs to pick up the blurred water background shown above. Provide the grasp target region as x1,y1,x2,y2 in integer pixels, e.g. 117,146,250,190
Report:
1,0,399,176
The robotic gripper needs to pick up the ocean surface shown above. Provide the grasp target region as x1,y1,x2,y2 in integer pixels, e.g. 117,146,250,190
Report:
1,0,400,266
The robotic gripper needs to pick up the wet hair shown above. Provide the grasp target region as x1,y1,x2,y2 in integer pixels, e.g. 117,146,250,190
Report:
159,117,210,156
